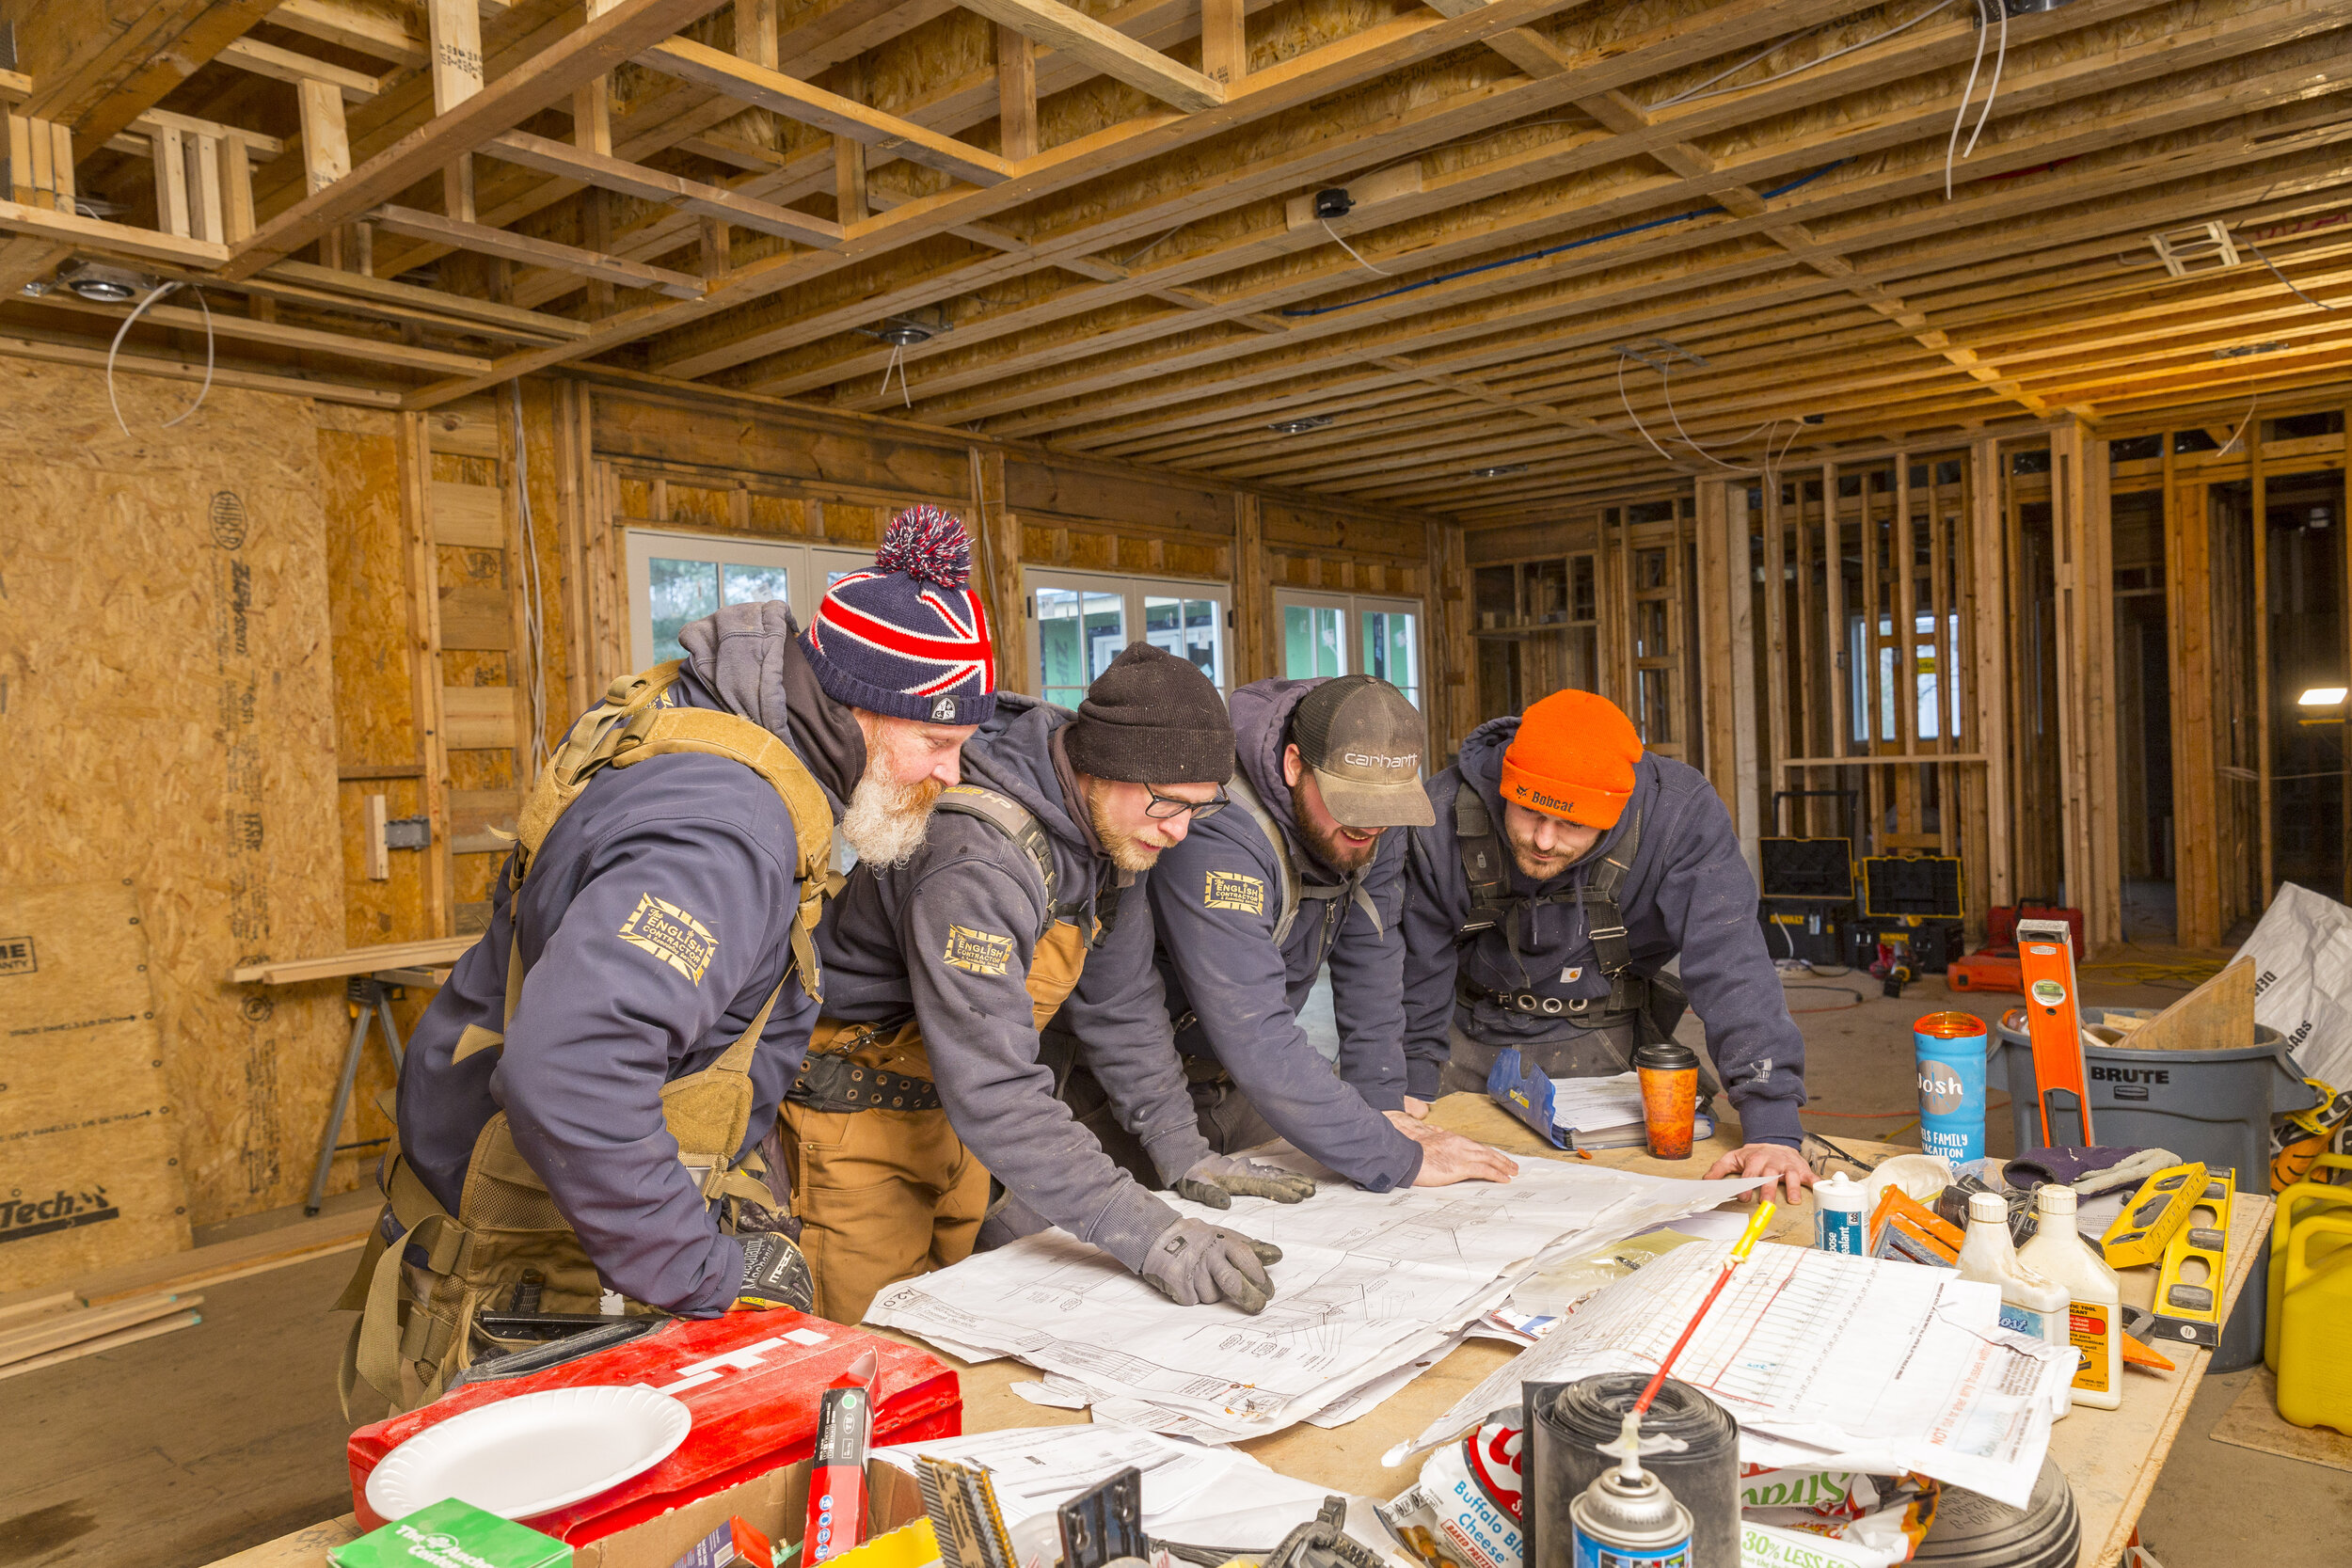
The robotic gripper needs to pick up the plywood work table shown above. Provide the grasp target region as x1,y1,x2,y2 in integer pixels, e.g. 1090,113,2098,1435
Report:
209,1094,2266,1568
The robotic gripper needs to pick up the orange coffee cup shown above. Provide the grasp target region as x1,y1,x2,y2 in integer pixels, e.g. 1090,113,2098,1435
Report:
1632,1039,1700,1161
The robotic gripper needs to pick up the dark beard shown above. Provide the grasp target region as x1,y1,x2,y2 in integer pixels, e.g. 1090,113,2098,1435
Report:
1298,816,1378,875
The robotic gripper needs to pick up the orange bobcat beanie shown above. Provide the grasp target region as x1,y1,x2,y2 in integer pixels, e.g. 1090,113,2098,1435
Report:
1497,690,1643,829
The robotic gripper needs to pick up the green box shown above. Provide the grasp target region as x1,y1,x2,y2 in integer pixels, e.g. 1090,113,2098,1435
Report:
328,1498,572,1568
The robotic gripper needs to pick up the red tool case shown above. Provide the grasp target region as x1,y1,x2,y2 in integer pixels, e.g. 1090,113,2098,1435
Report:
348,1312,960,1544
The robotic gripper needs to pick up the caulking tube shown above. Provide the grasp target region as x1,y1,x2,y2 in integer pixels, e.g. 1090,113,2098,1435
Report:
801,1349,878,1566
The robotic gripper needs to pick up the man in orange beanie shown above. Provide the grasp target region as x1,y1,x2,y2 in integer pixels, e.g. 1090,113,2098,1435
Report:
1399,689,1812,1203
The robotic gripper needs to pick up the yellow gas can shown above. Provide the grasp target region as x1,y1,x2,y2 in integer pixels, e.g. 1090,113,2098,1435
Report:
2266,1153,2352,1372
2276,1212,2352,1435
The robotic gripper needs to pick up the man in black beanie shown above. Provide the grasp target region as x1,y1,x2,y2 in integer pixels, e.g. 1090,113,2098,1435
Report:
805,643,1317,1323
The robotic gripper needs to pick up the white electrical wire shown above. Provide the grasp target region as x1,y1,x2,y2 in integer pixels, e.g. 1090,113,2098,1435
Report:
106,279,216,437
878,340,912,405
1944,5,1992,201
1323,218,1393,277
1618,355,1689,468
1661,361,1774,467
1652,0,1963,111
1962,1,2007,160
2217,395,2258,456
509,381,551,775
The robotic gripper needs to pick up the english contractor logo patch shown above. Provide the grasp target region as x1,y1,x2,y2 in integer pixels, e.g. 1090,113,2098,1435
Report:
943,924,1014,976
1203,871,1266,915
617,894,718,984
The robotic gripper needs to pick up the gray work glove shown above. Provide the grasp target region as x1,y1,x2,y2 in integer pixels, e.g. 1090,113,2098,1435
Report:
1173,1153,1317,1209
1139,1217,1284,1313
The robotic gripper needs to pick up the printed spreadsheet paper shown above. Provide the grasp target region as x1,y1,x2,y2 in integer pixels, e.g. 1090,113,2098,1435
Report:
866,1143,1759,1442
1399,1241,2075,1507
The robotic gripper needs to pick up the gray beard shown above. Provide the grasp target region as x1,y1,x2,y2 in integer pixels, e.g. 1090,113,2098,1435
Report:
840,773,938,867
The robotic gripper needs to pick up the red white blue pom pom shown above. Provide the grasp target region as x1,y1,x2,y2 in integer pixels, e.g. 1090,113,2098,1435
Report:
877,503,973,588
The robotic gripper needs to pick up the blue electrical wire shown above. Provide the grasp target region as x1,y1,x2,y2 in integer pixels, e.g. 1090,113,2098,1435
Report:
1277,159,1849,318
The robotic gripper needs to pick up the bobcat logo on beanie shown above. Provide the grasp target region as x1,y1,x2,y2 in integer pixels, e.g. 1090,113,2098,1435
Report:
1498,689,1643,829
803,505,997,724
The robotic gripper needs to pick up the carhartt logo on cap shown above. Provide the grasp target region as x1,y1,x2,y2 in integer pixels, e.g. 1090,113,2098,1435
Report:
1343,750,1419,771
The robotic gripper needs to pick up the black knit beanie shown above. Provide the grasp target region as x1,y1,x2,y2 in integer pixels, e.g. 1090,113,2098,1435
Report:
1063,642,1234,784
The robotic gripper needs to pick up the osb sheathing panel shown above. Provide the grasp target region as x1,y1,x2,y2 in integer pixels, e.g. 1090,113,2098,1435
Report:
322,410,424,1169
0,359,342,1234
0,880,191,1290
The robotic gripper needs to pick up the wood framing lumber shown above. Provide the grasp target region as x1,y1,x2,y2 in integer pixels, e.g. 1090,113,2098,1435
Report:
107,108,286,161
0,70,29,106
997,26,1038,161
263,259,594,339
0,1290,80,1325
218,36,385,103
297,79,352,196
228,0,736,279
485,128,842,245
0,196,227,264
371,202,705,297
0,1292,201,1367
273,0,432,68
27,292,496,373
231,936,477,987
19,0,281,148
0,326,404,409
956,0,1222,112
427,0,488,111
638,38,1014,187
1200,0,1246,89
0,1310,201,1381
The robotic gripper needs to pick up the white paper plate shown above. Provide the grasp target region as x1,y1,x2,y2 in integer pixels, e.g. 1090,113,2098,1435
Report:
366,1385,692,1522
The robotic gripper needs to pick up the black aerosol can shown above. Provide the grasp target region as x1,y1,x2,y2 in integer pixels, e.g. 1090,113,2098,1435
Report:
1566,1410,1694,1568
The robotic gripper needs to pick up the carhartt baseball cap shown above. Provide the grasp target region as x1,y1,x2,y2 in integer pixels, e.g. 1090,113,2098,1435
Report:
1289,675,1437,829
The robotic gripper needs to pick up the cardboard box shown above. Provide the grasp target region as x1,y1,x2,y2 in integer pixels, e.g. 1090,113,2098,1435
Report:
572,1458,929,1568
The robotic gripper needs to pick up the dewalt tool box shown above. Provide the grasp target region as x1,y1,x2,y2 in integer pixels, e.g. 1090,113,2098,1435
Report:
1850,855,1964,974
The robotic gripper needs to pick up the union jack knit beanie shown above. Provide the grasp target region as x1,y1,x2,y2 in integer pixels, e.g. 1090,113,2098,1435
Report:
801,505,997,725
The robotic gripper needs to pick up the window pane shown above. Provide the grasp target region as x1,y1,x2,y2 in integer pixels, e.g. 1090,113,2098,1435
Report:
722,562,789,607
1037,586,1126,707
1282,604,1344,678
1146,594,1223,689
649,557,720,663
1362,610,1420,708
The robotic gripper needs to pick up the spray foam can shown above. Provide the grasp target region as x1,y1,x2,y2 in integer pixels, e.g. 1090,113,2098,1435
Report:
1568,1465,1693,1568
1915,1010,1990,1164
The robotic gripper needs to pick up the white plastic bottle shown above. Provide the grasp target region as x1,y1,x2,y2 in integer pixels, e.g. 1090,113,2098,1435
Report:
1815,1172,1867,1255
2018,1183,2124,1410
1956,1192,2073,1418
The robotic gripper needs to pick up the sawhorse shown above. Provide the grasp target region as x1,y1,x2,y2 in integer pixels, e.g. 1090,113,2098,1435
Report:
306,974,409,1214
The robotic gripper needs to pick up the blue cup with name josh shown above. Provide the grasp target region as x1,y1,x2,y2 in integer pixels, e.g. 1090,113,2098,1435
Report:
1915,1011,1989,1164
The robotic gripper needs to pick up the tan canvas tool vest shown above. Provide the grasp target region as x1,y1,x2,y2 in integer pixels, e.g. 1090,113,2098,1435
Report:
339,662,835,1414
788,784,1097,1117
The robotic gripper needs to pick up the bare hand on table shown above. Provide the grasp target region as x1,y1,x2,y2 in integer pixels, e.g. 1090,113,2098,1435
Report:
1704,1142,1815,1207
1385,1112,1520,1185
1399,1096,1431,1119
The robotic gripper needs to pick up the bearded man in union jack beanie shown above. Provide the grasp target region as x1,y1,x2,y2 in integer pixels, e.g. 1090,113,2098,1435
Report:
801,505,997,865
361,508,995,1396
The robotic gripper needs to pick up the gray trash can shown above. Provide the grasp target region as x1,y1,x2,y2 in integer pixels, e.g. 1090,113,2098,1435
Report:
1994,1006,2319,1370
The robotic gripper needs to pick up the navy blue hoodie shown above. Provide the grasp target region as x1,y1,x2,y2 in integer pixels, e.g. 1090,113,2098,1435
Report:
1401,717,1806,1146
816,696,1209,1272
1149,678,1423,1193
400,609,850,1317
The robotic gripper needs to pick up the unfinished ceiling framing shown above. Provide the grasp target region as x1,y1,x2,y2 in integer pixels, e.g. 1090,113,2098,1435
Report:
4,0,2351,522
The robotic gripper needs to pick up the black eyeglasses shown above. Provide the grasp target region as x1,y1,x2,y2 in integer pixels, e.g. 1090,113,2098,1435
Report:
1143,784,1229,820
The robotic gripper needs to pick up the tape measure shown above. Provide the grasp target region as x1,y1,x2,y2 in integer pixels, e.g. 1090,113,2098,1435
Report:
2152,1168,2234,1348
2101,1162,2209,1270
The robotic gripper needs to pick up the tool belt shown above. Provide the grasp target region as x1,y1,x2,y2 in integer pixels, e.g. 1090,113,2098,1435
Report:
789,1051,942,1113
1461,974,1650,1021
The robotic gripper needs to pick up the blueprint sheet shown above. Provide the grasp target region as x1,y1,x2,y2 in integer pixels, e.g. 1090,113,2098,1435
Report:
1399,1241,2075,1507
866,1143,1758,1442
